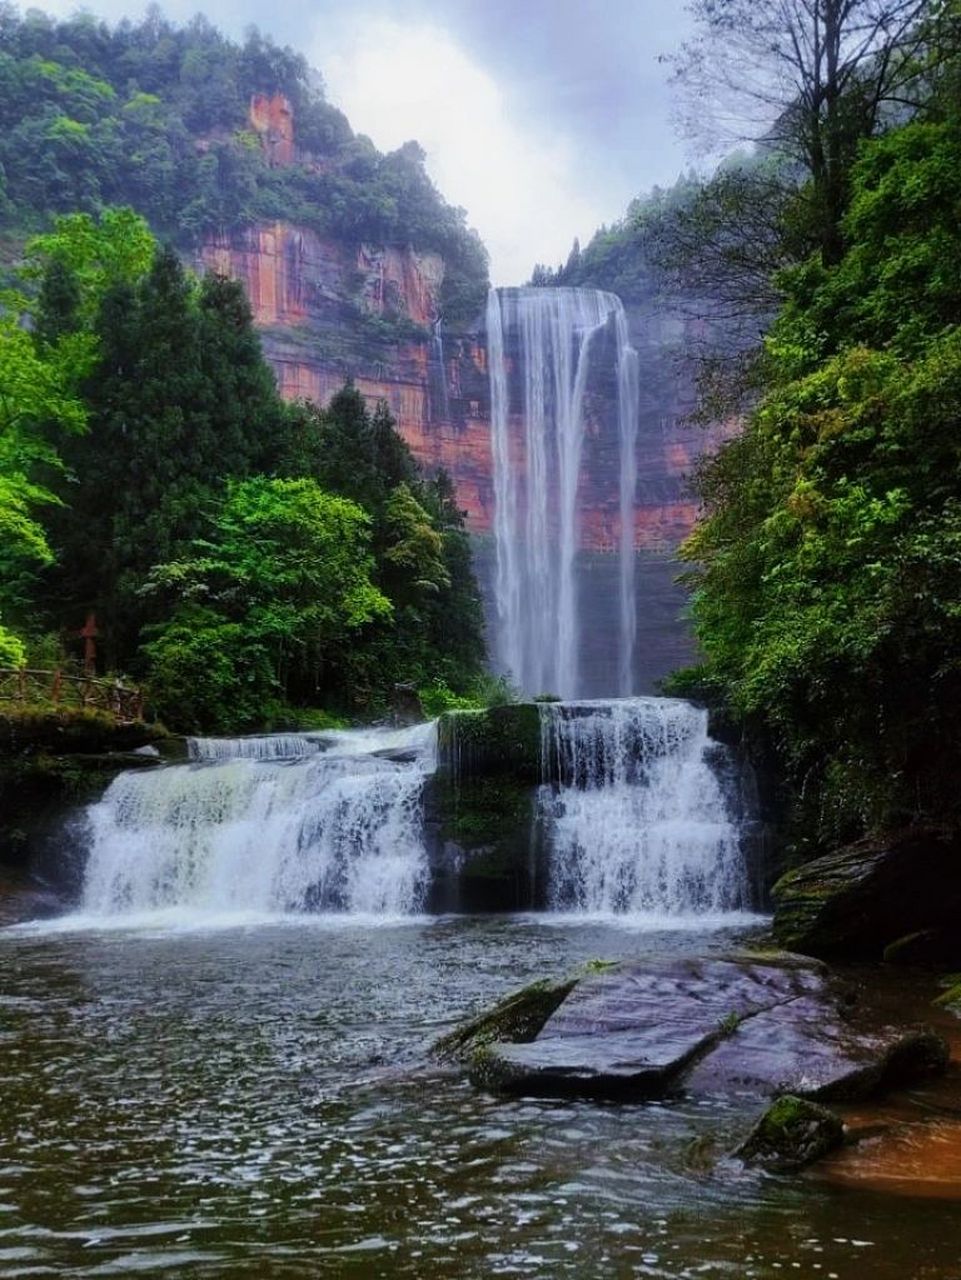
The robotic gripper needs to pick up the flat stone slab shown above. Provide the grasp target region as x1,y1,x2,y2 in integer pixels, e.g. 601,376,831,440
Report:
485,1025,713,1098
470,954,948,1102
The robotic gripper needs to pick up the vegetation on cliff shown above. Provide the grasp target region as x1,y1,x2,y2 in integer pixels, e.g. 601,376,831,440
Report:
0,209,487,732
0,7,489,324
546,2,961,854
670,2,961,850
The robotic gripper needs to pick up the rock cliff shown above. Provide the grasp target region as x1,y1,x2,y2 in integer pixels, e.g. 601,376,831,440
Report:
199,96,720,689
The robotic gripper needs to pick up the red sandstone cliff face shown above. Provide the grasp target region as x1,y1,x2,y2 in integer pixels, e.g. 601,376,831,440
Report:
249,93,295,166
197,97,718,560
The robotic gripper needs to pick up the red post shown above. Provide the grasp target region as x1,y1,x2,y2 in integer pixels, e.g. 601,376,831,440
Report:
79,613,100,677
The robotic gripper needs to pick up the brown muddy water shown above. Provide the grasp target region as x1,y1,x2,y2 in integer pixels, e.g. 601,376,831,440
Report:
0,913,959,1279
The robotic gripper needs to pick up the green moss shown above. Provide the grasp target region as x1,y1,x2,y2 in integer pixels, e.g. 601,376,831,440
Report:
736,1095,845,1171
436,775,534,852
934,982,961,1009
432,976,577,1064
0,707,166,755
437,703,542,781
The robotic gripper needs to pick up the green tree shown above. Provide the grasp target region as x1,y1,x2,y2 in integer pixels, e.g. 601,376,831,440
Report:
0,310,88,659
50,243,285,665
143,476,391,729
678,98,961,847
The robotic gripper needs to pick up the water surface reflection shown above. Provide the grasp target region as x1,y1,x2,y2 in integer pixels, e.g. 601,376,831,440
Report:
0,915,958,1278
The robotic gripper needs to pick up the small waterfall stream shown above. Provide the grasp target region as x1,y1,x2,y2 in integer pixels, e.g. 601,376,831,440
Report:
538,699,750,916
79,723,437,920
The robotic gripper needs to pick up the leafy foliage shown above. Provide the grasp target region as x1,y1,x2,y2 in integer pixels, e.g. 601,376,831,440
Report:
0,209,486,729
679,93,961,846
143,478,391,731
0,8,488,324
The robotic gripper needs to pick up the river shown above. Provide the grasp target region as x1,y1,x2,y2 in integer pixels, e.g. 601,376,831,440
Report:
1,913,960,1279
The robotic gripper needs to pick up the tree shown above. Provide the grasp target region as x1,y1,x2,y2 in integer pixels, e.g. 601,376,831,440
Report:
143,477,392,728
50,244,285,664
672,0,959,263
0,311,88,657
676,95,961,845
25,207,156,320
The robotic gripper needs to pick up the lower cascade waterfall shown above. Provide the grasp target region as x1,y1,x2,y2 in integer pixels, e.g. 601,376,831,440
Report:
71,699,752,924
537,699,751,915
80,723,438,919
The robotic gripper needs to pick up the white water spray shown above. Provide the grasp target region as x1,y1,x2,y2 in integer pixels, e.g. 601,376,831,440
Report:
486,286,640,698
79,724,437,920
431,317,450,421
538,699,750,916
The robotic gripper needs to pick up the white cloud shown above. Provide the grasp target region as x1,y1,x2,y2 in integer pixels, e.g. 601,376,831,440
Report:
316,18,613,285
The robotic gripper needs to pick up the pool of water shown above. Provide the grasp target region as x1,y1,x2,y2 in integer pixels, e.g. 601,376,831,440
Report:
0,913,959,1278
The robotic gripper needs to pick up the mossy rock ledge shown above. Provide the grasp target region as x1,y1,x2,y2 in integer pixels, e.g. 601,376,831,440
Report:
0,708,170,900
735,1096,845,1172
771,828,961,962
438,954,949,1114
422,773,543,912
436,704,542,783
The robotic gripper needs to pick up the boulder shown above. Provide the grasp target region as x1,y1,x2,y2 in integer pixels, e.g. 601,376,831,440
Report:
735,1096,845,1172
453,953,950,1104
772,829,961,961
433,975,576,1065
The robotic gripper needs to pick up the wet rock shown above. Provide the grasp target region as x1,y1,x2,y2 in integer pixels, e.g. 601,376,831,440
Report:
422,774,543,912
772,829,961,962
456,954,950,1104
736,1096,845,1172
432,976,577,1066
436,704,542,782
0,869,67,926
472,1026,710,1098
390,684,424,728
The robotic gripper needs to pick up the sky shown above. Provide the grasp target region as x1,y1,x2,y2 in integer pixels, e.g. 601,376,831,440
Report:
36,0,698,284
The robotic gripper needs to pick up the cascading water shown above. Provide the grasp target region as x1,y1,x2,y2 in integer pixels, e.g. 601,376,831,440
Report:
486,286,640,699
78,723,437,921
431,317,450,421
538,698,751,916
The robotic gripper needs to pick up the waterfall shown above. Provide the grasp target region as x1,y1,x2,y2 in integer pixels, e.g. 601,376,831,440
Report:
187,735,322,762
431,317,450,421
78,723,437,921
486,286,640,699
538,699,750,917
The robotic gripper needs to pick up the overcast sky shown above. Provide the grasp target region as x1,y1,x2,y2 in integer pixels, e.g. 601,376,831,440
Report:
38,0,698,283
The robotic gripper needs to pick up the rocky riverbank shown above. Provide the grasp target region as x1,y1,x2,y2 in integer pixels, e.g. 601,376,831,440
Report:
0,707,170,914
437,950,956,1174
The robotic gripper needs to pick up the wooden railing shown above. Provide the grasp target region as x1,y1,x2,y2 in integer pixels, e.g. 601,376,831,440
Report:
0,668,145,724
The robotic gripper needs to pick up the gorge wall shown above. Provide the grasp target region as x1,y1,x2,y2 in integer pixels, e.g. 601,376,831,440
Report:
198,95,718,692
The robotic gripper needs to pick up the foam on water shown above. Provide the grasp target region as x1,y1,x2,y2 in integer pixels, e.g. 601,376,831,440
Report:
538,698,751,916
78,723,438,922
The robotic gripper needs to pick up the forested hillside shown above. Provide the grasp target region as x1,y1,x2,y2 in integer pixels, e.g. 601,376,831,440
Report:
0,7,488,324
0,9,495,732
1,210,487,733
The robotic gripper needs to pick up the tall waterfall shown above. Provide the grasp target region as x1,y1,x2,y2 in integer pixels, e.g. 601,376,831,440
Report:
79,723,437,921
431,317,450,421
486,287,640,698
538,699,750,916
